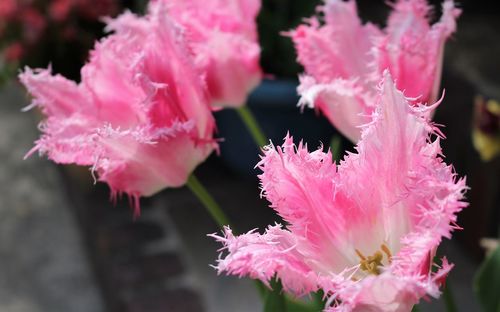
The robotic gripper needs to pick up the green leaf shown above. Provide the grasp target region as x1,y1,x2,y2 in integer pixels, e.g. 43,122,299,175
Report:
285,290,324,312
264,279,287,312
262,280,324,312
285,297,320,312
474,245,500,312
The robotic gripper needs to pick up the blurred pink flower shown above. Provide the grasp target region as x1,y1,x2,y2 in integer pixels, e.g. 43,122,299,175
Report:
150,0,263,107
290,0,460,142
20,4,216,215
211,72,467,311
20,7,47,44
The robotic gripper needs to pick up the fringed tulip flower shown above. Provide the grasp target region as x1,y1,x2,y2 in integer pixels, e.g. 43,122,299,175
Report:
211,72,467,312
291,0,460,142
150,0,263,107
20,4,216,214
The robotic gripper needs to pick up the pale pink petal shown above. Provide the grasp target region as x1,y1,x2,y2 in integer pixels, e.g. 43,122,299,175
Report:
329,257,454,312
337,72,465,256
195,33,261,107
297,75,372,142
103,10,150,36
211,225,344,295
375,0,461,103
81,37,147,128
257,135,342,251
155,0,261,39
342,73,467,281
429,0,461,103
19,68,100,165
331,274,424,312
138,6,215,139
27,115,99,165
289,0,381,141
290,1,380,87
94,121,213,197
19,67,91,116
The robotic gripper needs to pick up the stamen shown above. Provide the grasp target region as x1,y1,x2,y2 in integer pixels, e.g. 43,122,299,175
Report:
355,249,366,260
355,245,392,275
381,243,392,263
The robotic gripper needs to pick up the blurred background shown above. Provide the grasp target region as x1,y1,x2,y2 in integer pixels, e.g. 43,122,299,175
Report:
0,0,498,311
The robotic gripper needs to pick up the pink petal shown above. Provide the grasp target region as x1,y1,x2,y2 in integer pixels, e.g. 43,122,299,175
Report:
81,37,147,128
289,0,381,141
331,273,423,312
290,1,380,87
95,121,213,197
137,6,214,138
376,0,461,103
196,32,261,107
19,67,90,116
331,257,454,312
27,115,99,166
297,75,372,142
210,225,343,295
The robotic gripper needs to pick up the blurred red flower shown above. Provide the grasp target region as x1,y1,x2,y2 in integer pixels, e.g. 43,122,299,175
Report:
4,42,24,62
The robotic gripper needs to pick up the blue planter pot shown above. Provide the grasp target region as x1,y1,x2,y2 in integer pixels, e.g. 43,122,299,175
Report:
214,79,339,176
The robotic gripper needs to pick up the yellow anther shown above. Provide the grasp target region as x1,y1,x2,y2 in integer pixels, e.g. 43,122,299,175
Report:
355,245,392,275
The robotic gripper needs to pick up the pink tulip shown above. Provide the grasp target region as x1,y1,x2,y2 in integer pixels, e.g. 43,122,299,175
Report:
291,0,460,142
150,0,263,107
211,72,467,311
20,4,216,214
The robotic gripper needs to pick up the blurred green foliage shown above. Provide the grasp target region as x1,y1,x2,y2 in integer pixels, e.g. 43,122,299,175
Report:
475,244,500,312
257,0,321,79
0,0,143,85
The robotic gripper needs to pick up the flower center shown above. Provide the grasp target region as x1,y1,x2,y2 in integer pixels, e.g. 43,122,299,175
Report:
355,244,392,275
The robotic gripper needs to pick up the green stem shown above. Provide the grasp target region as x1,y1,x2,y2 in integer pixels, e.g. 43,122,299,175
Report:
187,174,270,304
330,134,342,164
443,283,458,312
254,280,267,299
236,105,268,147
186,175,268,302
186,174,230,229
